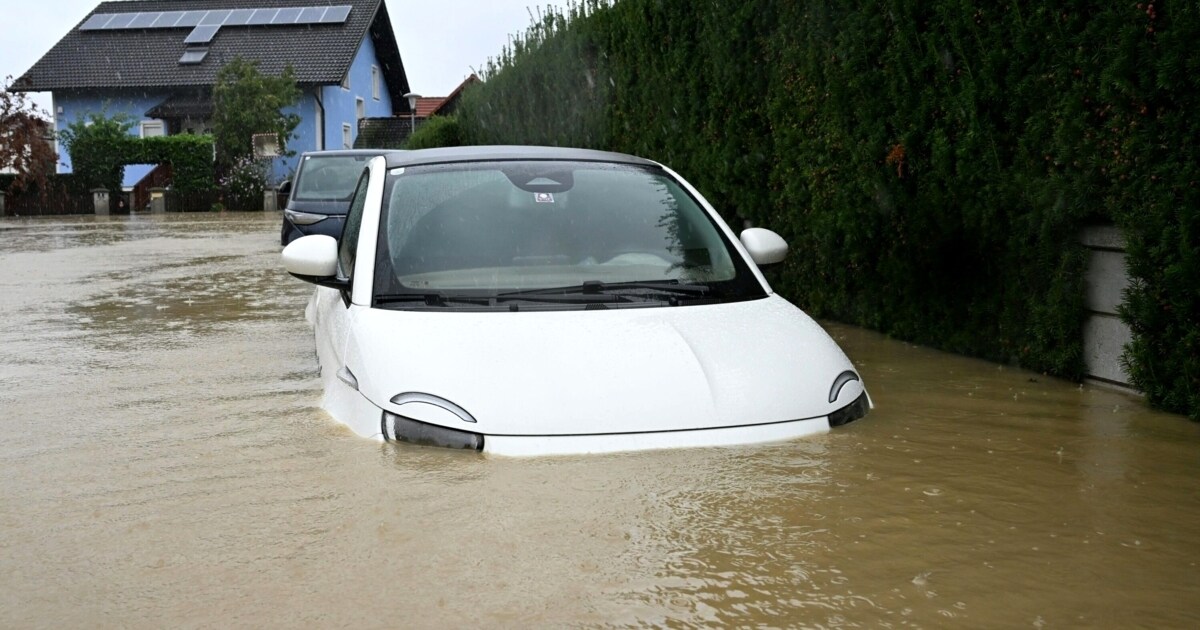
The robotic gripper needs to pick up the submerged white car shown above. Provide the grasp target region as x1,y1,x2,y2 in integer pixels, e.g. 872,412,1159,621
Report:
282,146,870,456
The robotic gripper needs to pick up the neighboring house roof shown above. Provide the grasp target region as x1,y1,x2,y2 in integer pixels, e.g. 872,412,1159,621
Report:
11,0,410,110
414,97,445,117
429,74,479,117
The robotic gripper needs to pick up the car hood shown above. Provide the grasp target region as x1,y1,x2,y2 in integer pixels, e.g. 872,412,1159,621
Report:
345,295,865,436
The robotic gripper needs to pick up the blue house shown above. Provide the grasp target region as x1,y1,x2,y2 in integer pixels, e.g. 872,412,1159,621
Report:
11,0,411,186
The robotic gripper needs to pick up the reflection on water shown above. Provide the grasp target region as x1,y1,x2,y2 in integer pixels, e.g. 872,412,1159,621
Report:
2,213,1198,627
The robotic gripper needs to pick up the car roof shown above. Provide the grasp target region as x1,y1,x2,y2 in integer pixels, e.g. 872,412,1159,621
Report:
300,149,399,158
382,145,660,169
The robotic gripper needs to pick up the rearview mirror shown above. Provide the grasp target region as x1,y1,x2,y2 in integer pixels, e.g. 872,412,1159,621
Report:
277,179,292,195
282,235,347,289
740,228,788,266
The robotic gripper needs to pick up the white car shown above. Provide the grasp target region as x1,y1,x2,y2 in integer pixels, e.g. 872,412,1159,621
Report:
282,146,870,456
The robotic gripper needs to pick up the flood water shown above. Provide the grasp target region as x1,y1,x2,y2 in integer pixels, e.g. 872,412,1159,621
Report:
2,213,1198,628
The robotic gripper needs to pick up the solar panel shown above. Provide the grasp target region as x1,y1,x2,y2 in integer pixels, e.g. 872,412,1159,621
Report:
175,11,203,28
247,9,277,26
299,7,326,23
105,13,136,29
179,48,209,65
184,24,220,44
154,11,186,28
322,6,353,23
273,7,303,24
78,5,356,53
128,13,158,29
199,10,230,26
226,9,254,26
79,14,112,30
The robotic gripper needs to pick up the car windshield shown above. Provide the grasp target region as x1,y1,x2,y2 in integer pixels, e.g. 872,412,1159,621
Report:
293,155,376,201
372,160,765,308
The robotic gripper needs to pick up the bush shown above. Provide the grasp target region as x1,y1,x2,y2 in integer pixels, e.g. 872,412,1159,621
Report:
218,156,267,210
450,0,1199,420
57,111,134,192
404,115,463,149
128,134,215,193
58,111,215,194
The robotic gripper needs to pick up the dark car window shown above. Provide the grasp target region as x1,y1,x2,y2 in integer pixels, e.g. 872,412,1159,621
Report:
295,155,374,201
338,170,370,279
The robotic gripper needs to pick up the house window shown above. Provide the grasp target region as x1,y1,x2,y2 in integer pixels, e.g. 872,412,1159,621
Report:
140,120,165,138
372,66,380,100
341,72,350,90
356,97,365,122
315,100,324,151
342,123,352,149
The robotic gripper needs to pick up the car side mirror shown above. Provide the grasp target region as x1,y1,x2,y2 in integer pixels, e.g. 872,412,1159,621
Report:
277,179,292,195
282,235,348,289
740,228,788,266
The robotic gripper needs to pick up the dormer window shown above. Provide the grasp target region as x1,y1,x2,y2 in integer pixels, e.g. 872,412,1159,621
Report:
179,48,208,65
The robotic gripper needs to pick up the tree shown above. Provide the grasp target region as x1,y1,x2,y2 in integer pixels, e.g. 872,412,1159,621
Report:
1,77,58,195
211,57,301,175
56,110,134,192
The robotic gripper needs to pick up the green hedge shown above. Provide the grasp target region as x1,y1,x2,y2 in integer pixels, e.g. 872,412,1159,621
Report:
0,172,88,195
451,0,1198,420
405,115,464,149
127,134,214,193
59,112,215,194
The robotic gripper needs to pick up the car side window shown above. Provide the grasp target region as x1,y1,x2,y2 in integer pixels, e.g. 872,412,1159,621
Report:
338,170,370,279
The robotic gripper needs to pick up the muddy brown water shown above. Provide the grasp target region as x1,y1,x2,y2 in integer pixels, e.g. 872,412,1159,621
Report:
1,213,1197,628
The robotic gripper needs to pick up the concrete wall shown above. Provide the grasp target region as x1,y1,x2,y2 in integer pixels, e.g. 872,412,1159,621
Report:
1080,225,1134,388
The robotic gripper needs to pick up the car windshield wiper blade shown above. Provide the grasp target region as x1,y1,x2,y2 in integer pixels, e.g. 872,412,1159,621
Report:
375,293,492,307
498,280,711,299
376,291,627,307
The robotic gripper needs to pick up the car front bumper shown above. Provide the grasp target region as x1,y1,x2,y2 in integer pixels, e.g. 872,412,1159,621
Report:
375,391,870,457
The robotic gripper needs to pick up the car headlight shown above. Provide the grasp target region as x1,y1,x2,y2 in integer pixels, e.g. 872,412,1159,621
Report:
828,392,870,427
284,209,330,226
382,412,484,451
828,370,869,427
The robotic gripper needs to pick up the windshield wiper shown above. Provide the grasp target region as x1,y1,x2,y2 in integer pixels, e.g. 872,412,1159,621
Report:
375,293,492,307
498,280,712,299
375,291,628,307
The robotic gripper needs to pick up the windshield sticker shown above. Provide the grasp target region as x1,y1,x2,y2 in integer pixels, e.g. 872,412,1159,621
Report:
535,192,555,203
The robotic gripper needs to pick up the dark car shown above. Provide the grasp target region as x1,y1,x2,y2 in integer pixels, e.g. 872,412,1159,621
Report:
279,149,396,245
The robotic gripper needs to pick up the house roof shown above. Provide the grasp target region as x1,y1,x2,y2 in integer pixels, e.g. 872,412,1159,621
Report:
414,97,445,117
429,74,479,117
11,0,410,110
